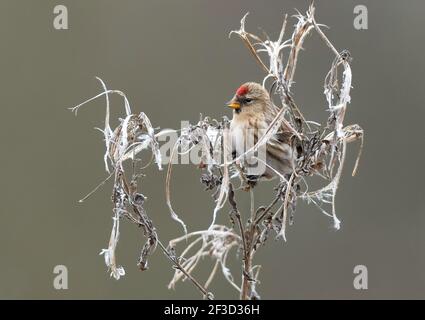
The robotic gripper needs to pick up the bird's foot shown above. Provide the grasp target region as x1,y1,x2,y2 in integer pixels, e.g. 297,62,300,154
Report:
243,175,259,191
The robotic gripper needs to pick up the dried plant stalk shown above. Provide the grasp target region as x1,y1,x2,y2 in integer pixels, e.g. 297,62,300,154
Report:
70,2,363,300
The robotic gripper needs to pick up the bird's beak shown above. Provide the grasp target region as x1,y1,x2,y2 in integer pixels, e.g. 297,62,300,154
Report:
226,101,240,110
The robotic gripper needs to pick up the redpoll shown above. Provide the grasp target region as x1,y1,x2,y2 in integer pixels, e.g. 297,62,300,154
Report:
227,82,295,181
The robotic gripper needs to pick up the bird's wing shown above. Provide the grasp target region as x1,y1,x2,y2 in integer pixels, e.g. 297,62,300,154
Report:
265,103,293,145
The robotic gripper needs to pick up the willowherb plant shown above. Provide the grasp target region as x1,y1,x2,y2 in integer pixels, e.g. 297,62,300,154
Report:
70,3,363,300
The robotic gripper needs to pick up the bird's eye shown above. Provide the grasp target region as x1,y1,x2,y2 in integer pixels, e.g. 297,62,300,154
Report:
244,98,253,103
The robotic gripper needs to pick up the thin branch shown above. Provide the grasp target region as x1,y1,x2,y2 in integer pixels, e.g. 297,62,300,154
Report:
131,203,214,299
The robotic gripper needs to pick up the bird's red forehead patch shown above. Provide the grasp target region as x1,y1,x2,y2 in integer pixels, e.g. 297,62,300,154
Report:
236,85,249,96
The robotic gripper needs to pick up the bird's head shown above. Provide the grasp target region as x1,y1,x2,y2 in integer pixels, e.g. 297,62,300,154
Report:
226,82,271,116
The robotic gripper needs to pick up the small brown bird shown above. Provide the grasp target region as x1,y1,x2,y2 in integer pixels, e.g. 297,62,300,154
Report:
227,82,295,181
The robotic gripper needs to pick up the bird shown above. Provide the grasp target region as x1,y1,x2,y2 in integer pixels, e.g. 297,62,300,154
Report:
227,82,295,182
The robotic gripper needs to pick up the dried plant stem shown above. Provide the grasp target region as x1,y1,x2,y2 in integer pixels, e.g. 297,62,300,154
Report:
228,182,251,299
235,213,247,261
158,240,213,299
254,184,284,225
241,249,253,300
132,203,213,299
312,16,341,59
240,188,256,300
238,218,252,300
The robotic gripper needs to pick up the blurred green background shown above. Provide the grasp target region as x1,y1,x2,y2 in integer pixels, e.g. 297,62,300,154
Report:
0,0,424,299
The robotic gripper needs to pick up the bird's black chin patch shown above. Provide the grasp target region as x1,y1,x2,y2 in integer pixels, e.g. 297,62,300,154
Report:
235,108,241,114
